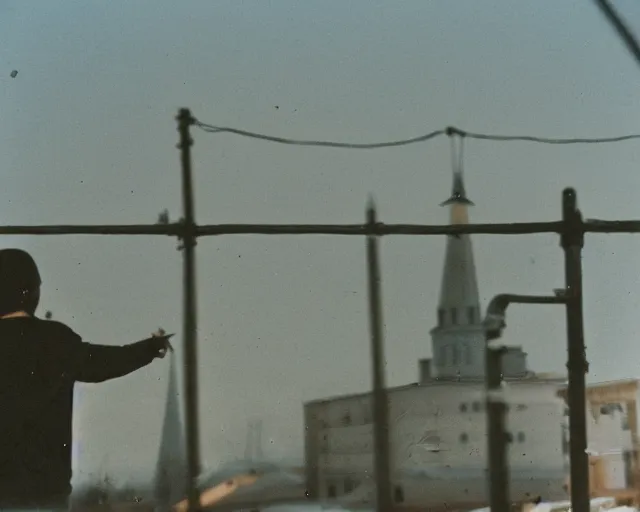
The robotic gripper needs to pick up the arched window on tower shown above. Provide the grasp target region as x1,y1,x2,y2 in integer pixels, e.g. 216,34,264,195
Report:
452,345,460,365
438,308,446,327
450,308,458,325
464,343,472,365
467,306,476,324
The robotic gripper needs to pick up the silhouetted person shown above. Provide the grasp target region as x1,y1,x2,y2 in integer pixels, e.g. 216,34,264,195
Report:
0,248,173,510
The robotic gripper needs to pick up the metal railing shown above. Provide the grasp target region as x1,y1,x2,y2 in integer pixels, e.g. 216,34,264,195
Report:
6,108,640,512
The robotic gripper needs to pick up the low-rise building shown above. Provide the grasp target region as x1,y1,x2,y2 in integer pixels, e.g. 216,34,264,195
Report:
305,372,568,509
558,378,640,500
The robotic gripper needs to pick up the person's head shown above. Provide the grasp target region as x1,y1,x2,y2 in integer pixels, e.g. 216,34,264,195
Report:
0,249,41,316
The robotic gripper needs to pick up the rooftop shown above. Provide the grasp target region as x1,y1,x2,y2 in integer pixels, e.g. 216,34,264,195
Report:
304,372,567,407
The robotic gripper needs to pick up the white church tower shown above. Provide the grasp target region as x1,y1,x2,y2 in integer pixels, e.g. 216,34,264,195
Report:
429,164,486,379
428,162,529,380
303,160,567,506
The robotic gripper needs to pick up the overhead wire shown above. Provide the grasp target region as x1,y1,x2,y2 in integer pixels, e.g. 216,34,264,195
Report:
194,120,640,149
193,3,640,151
194,121,445,149
457,131,640,144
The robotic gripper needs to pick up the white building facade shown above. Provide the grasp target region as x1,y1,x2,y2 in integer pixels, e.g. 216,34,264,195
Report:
585,403,633,490
305,376,568,508
559,379,640,494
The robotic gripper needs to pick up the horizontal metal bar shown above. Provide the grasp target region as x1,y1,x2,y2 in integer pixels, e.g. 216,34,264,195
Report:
0,224,183,236
0,221,562,236
494,293,569,306
205,219,640,235
584,219,640,233
197,221,564,236
0,219,638,236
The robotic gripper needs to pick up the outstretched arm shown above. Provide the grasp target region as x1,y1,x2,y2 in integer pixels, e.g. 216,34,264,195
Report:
71,334,172,383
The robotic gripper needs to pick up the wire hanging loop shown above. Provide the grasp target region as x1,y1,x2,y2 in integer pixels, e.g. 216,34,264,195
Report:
448,130,466,177
443,127,473,209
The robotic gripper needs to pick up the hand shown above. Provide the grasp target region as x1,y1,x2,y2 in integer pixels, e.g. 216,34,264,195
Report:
152,328,174,358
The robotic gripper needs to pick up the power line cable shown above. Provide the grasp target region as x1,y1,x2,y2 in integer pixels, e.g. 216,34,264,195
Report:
194,120,640,149
194,121,445,149
594,0,640,68
459,131,640,144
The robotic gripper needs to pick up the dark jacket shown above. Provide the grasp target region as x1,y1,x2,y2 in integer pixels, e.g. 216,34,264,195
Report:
0,316,164,508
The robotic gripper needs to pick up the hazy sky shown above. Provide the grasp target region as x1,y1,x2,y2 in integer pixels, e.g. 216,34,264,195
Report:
3,0,640,487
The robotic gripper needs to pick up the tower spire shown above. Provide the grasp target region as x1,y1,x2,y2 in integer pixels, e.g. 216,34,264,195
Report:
440,171,474,207
154,357,188,507
430,135,483,379
436,168,480,323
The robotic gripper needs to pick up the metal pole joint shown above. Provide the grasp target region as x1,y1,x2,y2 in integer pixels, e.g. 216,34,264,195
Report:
177,218,198,251
176,108,196,149
561,188,585,250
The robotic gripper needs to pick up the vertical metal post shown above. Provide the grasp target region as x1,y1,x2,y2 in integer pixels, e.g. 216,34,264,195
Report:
561,187,590,512
176,108,202,512
366,200,392,512
485,336,510,512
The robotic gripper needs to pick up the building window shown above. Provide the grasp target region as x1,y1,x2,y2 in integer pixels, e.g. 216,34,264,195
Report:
438,308,446,327
516,404,528,411
562,425,569,455
472,401,482,412
320,434,329,454
460,432,469,443
467,306,476,324
436,346,445,366
517,432,526,443
622,411,630,431
344,477,354,493
451,308,458,325
459,403,468,413
394,485,405,504
342,412,351,426
601,403,623,415
452,345,460,365
327,484,337,498
624,451,635,487
506,432,514,444
363,405,372,424
464,343,472,365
